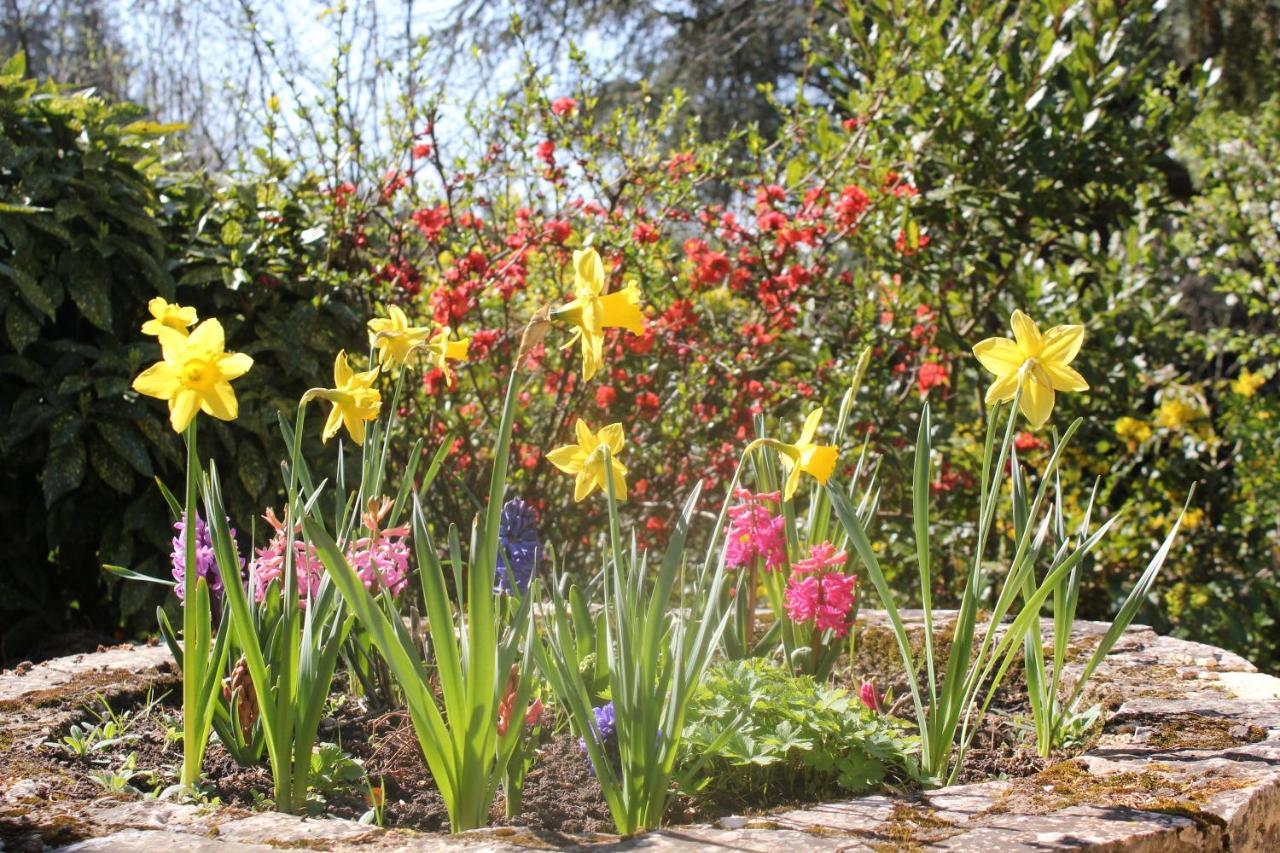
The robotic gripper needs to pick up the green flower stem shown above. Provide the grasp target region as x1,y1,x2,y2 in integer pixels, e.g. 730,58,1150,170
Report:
180,418,201,789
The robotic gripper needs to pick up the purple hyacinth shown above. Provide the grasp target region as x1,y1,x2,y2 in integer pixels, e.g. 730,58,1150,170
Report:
578,701,617,775
171,513,234,601
495,498,540,594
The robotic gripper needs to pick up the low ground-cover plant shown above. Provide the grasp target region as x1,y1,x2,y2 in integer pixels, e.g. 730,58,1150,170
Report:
678,659,922,806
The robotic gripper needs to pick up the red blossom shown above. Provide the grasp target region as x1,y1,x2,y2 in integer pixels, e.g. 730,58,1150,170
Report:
410,204,449,241
917,361,949,394
551,96,578,116
632,222,660,244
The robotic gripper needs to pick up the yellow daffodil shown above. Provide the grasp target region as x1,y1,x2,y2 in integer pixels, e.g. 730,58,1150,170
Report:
132,319,253,432
424,327,471,386
552,246,645,381
301,350,382,445
368,305,432,370
1232,369,1265,398
776,408,840,501
973,310,1088,428
546,418,629,502
141,297,198,336
746,408,840,501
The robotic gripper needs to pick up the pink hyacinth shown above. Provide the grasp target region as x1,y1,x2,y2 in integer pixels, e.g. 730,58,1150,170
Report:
790,541,848,575
347,498,411,597
248,499,411,607
250,508,326,607
783,542,858,637
724,489,787,571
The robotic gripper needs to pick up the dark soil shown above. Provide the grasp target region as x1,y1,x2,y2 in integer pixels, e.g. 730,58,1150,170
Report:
38,695,616,834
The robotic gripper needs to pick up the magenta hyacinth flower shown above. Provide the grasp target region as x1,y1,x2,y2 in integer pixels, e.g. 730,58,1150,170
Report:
783,542,858,637
723,489,787,571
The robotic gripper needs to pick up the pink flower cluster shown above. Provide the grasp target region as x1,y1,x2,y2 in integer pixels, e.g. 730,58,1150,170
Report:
249,500,411,607
250,508,326,606
724,490,787,571
783,542,858,637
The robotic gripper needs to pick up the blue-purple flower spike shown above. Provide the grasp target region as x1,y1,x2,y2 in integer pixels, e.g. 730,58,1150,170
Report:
171,513,224,601
495,498,540,594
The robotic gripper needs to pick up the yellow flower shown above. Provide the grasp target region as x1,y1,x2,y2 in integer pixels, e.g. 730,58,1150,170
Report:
552,247,645,381
776,408,840,501
973,310,1088,428
424,327,470,387
1232,369,1265,398
367,305,432,370
745,408,839,501
1182,507,1204,530
132,319,253,433
301,351,382,445
546,418,629,502
141,297,198,336
1114,416,1152,446
1155,398,1197,431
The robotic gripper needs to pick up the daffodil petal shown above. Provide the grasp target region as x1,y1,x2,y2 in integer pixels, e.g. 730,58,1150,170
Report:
973,337,1023,377
783,464,804,502
186,318,225,355
608,460,628,501
799,408,823,445
546,445,586,472
334,350,353,386
597,423,625,455
984,371,1019,405
574,469,596,501
574,418,594,447
201,382,239,421
322,406,343,442
574,248,604,298
1010,310,1042,357
219,352,254,381
132,362,180,399
1041,361,1089,393
156,326,190,363
1041,324,1084,366
1019,376,1055,428
170,389,201,433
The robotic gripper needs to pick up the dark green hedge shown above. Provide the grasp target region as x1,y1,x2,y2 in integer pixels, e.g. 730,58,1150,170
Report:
0,54,362,659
